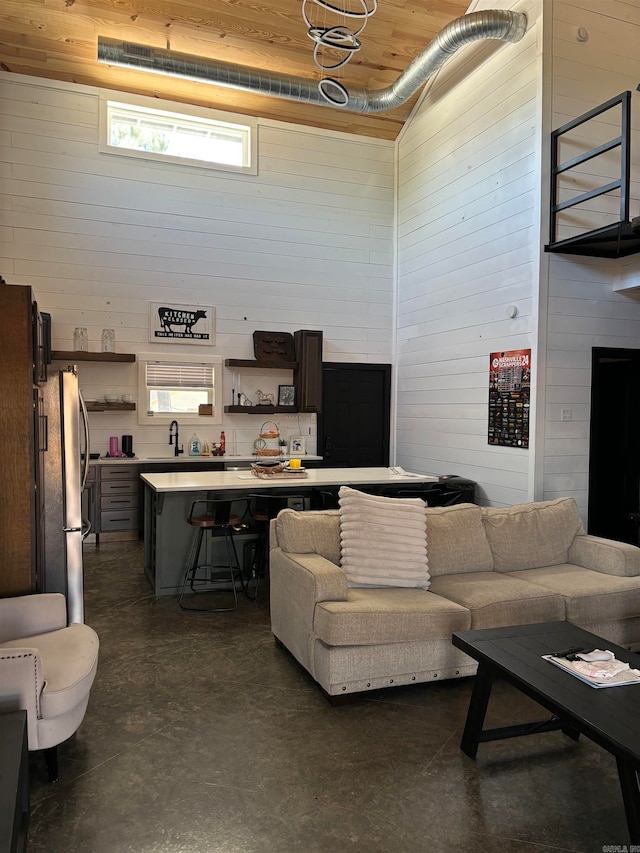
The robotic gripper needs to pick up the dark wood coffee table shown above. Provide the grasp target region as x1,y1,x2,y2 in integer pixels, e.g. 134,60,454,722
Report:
452,621,640,843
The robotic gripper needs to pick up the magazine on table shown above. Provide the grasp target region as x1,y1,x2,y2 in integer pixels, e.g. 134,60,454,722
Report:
542,648,640,688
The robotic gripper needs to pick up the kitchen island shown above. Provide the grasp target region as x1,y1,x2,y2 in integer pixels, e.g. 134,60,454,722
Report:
141,467,443,597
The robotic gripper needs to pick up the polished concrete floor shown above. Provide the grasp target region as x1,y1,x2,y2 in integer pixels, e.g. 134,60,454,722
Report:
27,539,631,852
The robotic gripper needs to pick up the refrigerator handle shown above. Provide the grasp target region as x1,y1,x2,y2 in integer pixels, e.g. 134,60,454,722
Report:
81,517,92,540
41,412,48,452
79,390,90,490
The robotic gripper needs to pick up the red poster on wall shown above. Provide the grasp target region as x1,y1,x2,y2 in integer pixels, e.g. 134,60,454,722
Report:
488,349,531,448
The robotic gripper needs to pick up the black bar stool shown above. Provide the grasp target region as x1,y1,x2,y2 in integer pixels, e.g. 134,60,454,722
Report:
179,498,250,612
244,493,304,600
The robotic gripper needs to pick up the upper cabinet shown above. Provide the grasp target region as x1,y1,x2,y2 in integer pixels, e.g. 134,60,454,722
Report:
294,330,323,413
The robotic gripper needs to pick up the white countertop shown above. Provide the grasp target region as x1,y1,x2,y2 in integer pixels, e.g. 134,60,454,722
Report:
140,467,439,493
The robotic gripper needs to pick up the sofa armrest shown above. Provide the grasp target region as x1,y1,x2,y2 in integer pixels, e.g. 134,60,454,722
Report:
274,551,348,604
269,548,348,679
568,534,640,577
0,648,44,748
0,593,67,644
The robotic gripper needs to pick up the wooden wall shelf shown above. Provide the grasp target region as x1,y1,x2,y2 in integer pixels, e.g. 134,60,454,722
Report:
225,358,297,370
224,405,297,415
85,402,136,412
52,351,136,363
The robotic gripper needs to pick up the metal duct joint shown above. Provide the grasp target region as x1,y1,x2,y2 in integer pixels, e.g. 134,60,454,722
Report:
97,9,527,114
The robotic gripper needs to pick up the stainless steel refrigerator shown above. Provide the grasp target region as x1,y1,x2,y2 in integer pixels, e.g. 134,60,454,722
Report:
43,366,90,624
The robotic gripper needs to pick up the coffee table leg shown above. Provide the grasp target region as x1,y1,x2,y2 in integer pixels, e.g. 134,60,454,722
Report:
616,758,640,844
461,661,495,759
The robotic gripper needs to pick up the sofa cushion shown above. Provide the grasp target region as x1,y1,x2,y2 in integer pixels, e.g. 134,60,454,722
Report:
338,487,430,589
509,564,640,625
425,503,493,576
275,509,341,566
481,498,585,572
429,572,566,630
314,588,471,646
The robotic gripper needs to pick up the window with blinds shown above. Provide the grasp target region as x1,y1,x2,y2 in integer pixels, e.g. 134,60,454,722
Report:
146,362,213,389
138,353,223,425
146,361,213,415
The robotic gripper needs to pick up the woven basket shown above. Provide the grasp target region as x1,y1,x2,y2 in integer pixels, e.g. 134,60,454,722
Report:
251,467,308,479
251,462,285,474
255,421,283,457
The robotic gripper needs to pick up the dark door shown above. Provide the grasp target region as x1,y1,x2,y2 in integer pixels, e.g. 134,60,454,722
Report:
319,363,391,467
588,347,640,544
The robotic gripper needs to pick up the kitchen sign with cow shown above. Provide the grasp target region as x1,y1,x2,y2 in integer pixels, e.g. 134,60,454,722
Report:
149,302,215,345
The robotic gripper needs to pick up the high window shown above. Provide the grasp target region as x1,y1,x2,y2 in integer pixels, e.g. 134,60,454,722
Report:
100,94,257,174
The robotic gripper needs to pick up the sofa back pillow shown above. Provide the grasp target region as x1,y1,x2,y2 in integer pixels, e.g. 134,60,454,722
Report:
338,486,430,589
482,497,585,572
275,509,341,566
425,503,494,576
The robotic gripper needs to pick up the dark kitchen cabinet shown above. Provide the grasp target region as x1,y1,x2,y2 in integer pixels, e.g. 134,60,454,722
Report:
83,464,140,543
294,330,323,413
0,284,46,595
99,464,140,535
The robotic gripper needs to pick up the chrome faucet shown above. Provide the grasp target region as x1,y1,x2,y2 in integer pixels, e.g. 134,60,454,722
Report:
169,420,183,457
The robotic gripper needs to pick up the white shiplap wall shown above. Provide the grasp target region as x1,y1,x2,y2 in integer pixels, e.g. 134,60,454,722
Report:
543,0,640,520
396,0,543,506
0,73,394,459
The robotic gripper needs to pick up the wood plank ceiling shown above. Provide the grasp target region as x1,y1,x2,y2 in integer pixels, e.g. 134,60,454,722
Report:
1,0,470,140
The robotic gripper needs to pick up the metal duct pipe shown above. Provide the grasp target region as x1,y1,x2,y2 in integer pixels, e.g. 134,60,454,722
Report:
98,9,527,114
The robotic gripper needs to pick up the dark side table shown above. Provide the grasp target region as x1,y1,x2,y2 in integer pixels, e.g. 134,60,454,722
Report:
0,710,29,853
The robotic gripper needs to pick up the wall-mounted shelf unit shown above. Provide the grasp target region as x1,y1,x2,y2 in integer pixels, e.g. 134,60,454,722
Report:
224,357,300,413
52,351,136,363
224,331,323,414
85,402,136,413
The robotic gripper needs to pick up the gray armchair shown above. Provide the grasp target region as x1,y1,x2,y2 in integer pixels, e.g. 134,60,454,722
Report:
0,593,99,780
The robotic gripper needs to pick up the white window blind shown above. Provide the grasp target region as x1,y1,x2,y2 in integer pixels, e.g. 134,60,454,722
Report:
146,362,213,388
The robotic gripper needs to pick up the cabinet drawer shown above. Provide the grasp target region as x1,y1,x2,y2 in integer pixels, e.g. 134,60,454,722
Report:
101,494,137,510
101,465,140,480
101,480,138,496
100,510,139,531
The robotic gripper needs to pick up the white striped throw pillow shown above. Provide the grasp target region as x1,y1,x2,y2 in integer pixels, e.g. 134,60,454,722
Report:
338,486,430,589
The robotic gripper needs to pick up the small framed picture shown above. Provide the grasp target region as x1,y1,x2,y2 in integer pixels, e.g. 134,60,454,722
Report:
278,384,296,406
289,435,306,455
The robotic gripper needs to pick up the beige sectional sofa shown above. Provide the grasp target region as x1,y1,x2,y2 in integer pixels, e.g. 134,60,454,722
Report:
269,497,640,700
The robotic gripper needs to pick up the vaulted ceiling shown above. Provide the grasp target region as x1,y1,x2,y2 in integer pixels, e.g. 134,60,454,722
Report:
2,0,470,140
